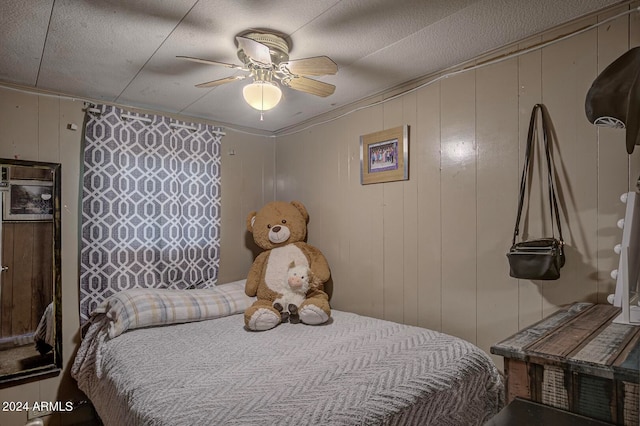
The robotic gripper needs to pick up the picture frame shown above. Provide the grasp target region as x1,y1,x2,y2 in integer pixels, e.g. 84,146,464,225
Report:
3,180,54,221
360,125,409,184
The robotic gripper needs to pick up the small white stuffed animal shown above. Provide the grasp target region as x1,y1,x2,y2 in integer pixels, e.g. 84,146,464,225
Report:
273,262,319,323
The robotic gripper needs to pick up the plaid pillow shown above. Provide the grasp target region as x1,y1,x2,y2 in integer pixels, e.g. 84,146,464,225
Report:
93,280,253,338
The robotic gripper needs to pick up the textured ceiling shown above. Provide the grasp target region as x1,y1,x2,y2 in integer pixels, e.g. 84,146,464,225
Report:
0,0,625,133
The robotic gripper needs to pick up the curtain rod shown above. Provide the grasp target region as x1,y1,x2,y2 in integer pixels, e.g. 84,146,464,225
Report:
86,105,226,135
121,112,153,124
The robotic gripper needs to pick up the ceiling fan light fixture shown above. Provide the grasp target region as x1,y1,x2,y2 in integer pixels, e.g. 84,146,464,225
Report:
242,80,282,111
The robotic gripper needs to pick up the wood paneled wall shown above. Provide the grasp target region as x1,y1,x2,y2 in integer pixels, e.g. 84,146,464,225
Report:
1,222,53,338
275,4,640,366
1,165,55,338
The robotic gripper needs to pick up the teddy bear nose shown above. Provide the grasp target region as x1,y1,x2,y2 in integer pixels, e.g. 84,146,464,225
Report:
272,225,281,233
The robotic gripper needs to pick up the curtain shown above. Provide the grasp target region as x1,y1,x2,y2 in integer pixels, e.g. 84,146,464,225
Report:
79,105,223,324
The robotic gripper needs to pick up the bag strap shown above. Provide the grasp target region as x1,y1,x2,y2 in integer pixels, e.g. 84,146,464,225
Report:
512,104,564,246
540,106,564,245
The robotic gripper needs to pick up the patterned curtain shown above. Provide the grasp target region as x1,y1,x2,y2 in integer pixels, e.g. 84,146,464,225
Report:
79,105,223,323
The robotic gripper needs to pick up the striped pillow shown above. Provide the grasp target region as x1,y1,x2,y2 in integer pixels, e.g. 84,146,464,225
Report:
93,280,254,338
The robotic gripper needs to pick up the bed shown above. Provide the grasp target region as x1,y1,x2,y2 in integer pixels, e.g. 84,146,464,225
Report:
72,280,504,425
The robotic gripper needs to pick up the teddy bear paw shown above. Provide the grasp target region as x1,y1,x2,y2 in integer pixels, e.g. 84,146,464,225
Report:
248,308,281,331
299,305,329,325
272,303,290,322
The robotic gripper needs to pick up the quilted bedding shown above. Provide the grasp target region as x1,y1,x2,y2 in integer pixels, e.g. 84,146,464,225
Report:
72,309,503,425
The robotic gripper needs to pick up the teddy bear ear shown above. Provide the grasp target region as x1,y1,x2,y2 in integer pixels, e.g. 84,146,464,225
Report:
290,201,309,223
246,211,257,233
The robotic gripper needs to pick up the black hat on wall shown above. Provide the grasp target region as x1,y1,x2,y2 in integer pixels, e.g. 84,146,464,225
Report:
585,46,640,154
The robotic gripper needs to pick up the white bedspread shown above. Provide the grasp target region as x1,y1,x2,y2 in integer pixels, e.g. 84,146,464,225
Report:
72,310,503,425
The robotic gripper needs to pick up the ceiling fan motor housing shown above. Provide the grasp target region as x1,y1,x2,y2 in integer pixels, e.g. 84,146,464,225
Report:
237,32,290,66
179,29,336,99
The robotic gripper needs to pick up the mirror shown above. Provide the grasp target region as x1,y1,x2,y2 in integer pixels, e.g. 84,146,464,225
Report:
0,158,61,386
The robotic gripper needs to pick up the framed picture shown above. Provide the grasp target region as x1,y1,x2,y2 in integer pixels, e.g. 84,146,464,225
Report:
3,180,54,221
360,125,409,184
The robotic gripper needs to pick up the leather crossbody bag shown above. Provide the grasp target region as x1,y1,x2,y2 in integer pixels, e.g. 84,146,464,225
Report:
507,104,565,280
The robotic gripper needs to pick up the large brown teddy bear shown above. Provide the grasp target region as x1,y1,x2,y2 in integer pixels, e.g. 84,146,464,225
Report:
244,201,331,331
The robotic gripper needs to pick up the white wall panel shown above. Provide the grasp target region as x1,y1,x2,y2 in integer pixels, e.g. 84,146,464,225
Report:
381,96,406,324
541,20,599,316
415,83,442,332
475,55,520,368
401,92,419,327
440,70,477,344
515,37,545,329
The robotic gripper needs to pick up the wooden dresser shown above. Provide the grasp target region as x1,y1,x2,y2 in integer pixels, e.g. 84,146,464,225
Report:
491,302,639,425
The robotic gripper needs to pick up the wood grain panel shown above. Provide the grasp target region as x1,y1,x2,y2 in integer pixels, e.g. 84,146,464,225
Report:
275,134,303,201
382,180,404,324
541,19,599,314
415,82,442,332
570,322,639,366
1,224,15,338
401,93,418,327
332,112,352,311
505,358,532,402
516,37,545,330
0,168,55,336
37,96,61,164
0,89,39,159
317,118,344,306
11,223,35,335
527,304,619,359
440,70,477,344
622,382,639,425
340,104,385,318
0,222,54,334
219,133,276,283
475,54,520,364
303,123,331,271
381,94,405,324
491,302,593,360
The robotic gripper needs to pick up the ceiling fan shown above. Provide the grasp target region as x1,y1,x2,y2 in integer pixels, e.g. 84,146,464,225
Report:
177,31,337,116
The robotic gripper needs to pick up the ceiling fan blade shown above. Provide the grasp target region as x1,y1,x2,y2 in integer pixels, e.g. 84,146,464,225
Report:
281,56,337,76
177,55,245,70
195,75,246,88
283,76,335,97
236,36,272,65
